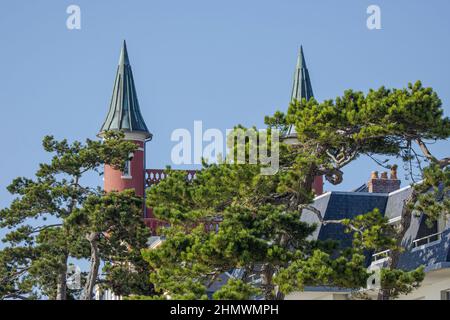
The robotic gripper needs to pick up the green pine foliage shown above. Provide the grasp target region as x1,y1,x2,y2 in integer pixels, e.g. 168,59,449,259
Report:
0,131,151,300
1,81,449,300
143,81,450,300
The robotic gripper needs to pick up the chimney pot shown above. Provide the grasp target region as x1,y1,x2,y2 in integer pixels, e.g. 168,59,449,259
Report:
368,168,401,193
390,164,398,180
370,171,379,179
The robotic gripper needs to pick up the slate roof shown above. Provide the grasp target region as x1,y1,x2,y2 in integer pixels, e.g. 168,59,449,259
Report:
306,186,450,272
397,227,450,271
317,192,389,249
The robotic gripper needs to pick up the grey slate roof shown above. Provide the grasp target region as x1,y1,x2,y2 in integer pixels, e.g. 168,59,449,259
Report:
396,221,446,270
99,41,152,139
317,192,389,250
305,186,450,271
286,46,314,136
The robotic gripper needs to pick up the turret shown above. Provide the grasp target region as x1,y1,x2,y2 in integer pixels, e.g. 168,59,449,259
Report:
284,46,323,195
285,45,314,139
98,41,152,198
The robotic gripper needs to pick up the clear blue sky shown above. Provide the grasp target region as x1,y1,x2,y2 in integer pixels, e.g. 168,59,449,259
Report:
1,0,450,212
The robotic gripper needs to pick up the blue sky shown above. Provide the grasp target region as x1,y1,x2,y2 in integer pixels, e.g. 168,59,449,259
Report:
0,0,450,213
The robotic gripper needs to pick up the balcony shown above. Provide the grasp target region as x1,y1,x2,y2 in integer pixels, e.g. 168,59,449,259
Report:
371,230,447,268
145,168,197,188
371,249,390,263
412,232,443,249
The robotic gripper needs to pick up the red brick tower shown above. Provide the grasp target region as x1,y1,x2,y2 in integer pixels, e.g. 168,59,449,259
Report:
98,41,152,199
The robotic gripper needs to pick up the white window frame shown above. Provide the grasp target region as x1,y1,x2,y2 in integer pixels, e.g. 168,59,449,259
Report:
121,160,132,179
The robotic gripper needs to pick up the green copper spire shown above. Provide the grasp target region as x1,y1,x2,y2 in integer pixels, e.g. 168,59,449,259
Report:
99,41,152,140
287,46,314,136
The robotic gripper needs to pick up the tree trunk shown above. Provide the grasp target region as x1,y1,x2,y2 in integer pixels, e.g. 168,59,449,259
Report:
275,290,285,300
260,264,284,300
83,232,100,300
261,264,273,300
300,168,314,195
56,254,68,300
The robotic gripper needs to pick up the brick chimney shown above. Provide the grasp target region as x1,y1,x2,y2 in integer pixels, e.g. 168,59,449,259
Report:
367,165,401,193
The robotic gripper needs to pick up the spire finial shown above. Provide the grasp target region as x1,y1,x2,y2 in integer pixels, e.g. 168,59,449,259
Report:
297,45,306,69
119,40,130,66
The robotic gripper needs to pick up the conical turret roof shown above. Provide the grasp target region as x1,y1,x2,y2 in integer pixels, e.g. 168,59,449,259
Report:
99,41,152,140
287,46,314,136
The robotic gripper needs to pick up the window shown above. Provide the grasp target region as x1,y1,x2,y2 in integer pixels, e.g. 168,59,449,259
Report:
122,160,131,177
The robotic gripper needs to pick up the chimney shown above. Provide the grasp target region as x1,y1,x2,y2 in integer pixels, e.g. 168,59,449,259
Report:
367,165,400,193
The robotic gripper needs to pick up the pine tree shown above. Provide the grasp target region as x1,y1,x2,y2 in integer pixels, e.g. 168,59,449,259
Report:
0,131,151,300
142,81,450,300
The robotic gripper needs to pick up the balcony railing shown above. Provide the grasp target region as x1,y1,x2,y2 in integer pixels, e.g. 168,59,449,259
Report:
412,232,442,248
371,231,444,262
144,169,199,234
145,169,197,188
371,249,391,262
